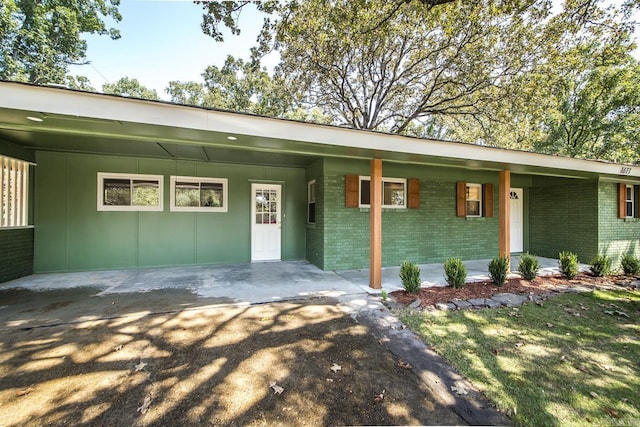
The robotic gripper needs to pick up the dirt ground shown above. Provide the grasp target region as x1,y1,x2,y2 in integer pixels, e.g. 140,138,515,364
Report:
391,272,638,306
0,287,465,426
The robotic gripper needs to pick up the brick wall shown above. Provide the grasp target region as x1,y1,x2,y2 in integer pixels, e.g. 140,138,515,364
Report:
529,180,598,263
597,181,640,267
0,228,34,283
321,169,499,271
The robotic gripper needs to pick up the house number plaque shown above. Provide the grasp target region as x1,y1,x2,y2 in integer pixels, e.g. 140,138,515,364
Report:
620,167,632,175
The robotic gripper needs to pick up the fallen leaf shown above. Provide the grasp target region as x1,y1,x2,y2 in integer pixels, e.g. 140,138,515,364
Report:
113,344,124,352
374,389,385,402
330,363,342,373
137,395,152,414
269,382,284,395
615,311,630,318
590,391,599,399
260,317,272,322
515,342,524,348
546,323,554,328
16,387,34,397
398,360,411,369
451,385,468,395
134,361,147,372
605,408,620,418
326,378,334,383
604,310,614,315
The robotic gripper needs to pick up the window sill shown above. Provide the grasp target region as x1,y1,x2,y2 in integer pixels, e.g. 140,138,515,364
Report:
0,225,34,230
624,217,640,222
465,216,486,221
306,223,316,229
358,208,408,213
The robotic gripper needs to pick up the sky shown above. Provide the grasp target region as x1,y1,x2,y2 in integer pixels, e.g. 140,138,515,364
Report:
68,1,276,100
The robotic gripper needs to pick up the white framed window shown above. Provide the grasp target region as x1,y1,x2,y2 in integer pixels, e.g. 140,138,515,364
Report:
308,180,316,223
170,176,228,212
1,155,29,227
466,183,482,217
359,176,406,208
626,185,634,218
97,172,163,211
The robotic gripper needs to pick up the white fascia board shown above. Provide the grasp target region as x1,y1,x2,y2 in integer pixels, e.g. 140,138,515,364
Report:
1,82,638,179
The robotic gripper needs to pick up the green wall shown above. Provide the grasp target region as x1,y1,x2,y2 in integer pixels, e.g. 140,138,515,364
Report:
34,151,307,273
529,178,599,263
315,158,506,270
0,228,34,282
597,181,640,267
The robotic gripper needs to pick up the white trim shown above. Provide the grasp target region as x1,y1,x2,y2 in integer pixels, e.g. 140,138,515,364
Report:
626,184,634,218
307,180,316,224
169,176,228,212
2,82,639,180
97,172,164,212
466,183,482,218
359,176,407,209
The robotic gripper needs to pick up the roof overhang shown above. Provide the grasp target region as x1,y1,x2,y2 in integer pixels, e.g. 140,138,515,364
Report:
1,81,638,181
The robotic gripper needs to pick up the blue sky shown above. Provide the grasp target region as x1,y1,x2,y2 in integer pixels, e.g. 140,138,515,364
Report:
68,1,274,100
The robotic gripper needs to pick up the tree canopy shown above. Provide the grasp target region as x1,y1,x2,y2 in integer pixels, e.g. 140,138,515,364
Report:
103,77,159,100
0,0,122,84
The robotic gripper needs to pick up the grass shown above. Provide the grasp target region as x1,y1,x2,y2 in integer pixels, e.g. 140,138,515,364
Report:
401,290,640,426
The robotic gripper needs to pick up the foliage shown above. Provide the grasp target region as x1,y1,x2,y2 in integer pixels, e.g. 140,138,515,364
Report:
380,289,388,302
558,251,579,279
488,255,510,286
443,257,466,288
589,254,611,277
103,77,159,100
401,290,640,426
400,261,421,294
0,0,122,84
517,252,540,281
621,252,640,275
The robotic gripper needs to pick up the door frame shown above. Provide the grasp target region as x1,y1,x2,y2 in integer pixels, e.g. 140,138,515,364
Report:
250,182,283,262
509,187,524,253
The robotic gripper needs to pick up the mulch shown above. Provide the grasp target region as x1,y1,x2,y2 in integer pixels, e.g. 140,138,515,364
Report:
390,273,637,307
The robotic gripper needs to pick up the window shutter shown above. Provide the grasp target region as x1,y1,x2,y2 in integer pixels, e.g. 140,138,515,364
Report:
456,181,466,217
483,183,494,217
635,186,640,218
619,182,626,219
408,178,420,209
345,175,359,208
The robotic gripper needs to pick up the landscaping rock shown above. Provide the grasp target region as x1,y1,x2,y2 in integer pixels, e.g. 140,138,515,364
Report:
485,299,503,309
451,299,472,309
467,298,489,308
409,299,422,309
435,302,456,311
492,293,529,308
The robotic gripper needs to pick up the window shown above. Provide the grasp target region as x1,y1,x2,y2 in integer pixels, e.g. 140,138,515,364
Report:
1,155,29,227
466,183,482,217
307,180,316,223
170,176,227,212
626,185,634,218
359,176,406,208
97,173,163,211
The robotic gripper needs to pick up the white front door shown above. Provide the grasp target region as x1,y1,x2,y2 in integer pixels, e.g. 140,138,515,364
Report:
510,188,524,253
251,183,282,261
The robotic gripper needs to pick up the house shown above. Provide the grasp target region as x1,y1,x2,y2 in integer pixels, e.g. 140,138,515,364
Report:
1,81,639,288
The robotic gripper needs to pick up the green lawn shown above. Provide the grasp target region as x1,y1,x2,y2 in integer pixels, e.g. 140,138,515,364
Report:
401,290,640,426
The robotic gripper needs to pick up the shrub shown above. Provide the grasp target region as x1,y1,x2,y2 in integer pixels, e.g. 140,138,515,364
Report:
621,252,640,276
400,261,421,293
517,252,540,281
444,257,467,288
488,255,510,286
559,251,579,279
589,255,611,277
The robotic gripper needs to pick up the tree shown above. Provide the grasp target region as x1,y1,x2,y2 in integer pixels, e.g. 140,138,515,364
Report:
166,55,306,118
0,0,122,85
65,75,96,92
103,77,159,100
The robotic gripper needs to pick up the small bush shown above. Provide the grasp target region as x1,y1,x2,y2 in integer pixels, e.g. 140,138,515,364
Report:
621,252,640,276
559,251,579,279
400,261,421,293
590,255,611,277
488,255,510,286
517,252,541,281
444,257,467,288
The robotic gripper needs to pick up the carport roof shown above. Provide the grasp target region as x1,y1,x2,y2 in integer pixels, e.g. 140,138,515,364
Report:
0,80,638,181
